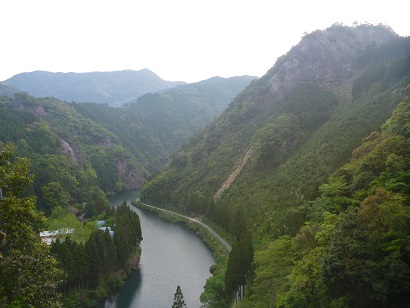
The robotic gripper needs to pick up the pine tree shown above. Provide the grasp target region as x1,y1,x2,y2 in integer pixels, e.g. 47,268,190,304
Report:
172,285,187,308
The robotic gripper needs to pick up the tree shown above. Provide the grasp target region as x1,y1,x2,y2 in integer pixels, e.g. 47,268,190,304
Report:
251,236,295,307
41,181,70,214
172,285,187,308
0,143,62,307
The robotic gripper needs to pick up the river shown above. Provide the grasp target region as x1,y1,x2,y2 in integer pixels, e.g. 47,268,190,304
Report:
98,190,215,307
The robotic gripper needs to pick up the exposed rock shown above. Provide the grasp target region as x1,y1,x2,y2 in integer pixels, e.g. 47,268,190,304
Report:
116,158,144,189
214,147,253,200
10,94,47,117
59,138,83,163
264,24,398,103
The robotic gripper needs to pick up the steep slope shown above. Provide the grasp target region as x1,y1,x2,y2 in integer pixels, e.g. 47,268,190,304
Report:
0,92,146,215
3,69,185,107
141,24,410,236
72,75,256,172
249,85,410,307
136,25,410,307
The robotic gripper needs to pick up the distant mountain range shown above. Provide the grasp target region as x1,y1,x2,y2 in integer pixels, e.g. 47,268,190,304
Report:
0,82,19,97
0,74,255,202
2,69,185,107
2,23,410,307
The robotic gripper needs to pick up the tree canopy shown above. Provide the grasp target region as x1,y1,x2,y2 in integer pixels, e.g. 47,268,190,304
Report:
0,143,62,307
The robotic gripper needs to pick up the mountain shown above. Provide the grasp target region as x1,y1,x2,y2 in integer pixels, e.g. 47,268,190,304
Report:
0,92,147,215
72,75,256,173
142,23,410,232
139,24,410,306
0,74,253,209
0,82,18,97
3,69,185,107
249,89,410,307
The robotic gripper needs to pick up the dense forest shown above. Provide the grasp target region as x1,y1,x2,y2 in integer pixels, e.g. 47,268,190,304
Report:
0,71,253,306
140,24,410,306
51,203,142,306
0,92,145,211
72,75,255,172
0,75,253,208
0,143,142,306
246,86,410,307
1,23,410,307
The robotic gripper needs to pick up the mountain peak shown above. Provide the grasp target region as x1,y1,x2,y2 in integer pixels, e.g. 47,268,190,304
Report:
3,69,185,107
261,24,399,103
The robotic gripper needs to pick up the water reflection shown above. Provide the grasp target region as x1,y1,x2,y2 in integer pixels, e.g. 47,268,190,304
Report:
99,191,215,308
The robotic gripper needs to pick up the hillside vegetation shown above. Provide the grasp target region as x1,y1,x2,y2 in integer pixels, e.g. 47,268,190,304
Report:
0,73,255,306
72,75,255,172
140,24,410,306
1,23,410,307
0,93,145,215
247,85,410,307
0,75,253,211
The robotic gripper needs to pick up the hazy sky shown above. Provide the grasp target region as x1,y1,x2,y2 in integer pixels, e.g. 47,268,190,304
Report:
1,0,408,83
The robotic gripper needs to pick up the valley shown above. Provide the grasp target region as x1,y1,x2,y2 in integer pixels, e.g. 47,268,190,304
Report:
1,23,410,307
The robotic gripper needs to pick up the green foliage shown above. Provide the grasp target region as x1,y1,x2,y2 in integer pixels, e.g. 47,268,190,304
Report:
201,274,228,308
50,201,142,304
172,285,187,308
251,236,295,307
71,75,255,173
0,93,144,215
252,113,302,169
0,144,62,307
248,85,410,307
41,182,70,215
140,31,410,307
114,202,143,266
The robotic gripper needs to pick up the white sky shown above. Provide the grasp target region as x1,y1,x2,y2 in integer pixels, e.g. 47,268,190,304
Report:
1,0,409,83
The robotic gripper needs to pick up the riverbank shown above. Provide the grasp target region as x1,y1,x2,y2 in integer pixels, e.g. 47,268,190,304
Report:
132,199,231,305
63,247,141,307
133,200,231,258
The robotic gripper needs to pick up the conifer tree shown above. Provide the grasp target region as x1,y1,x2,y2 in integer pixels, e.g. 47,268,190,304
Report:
172,285,187,308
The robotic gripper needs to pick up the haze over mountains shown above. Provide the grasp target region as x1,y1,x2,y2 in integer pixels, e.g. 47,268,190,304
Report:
2,69,186,107
1,22,410,307
72,75,256,171
0,72,255,198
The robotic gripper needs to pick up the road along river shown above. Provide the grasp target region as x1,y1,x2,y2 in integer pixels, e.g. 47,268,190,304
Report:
98,190,216,308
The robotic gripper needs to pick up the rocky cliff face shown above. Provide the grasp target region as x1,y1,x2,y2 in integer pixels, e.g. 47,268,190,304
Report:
115,158,145,189
60,138,84,163
263,24,398,102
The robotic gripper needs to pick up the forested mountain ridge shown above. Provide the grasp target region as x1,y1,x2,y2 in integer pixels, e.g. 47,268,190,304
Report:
0,93,146,214
139,24,410,306
248,85,410,307
0,75,254,211
72,75,256,172
3,69,185,107
0,75,255,306
143,25,410,226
